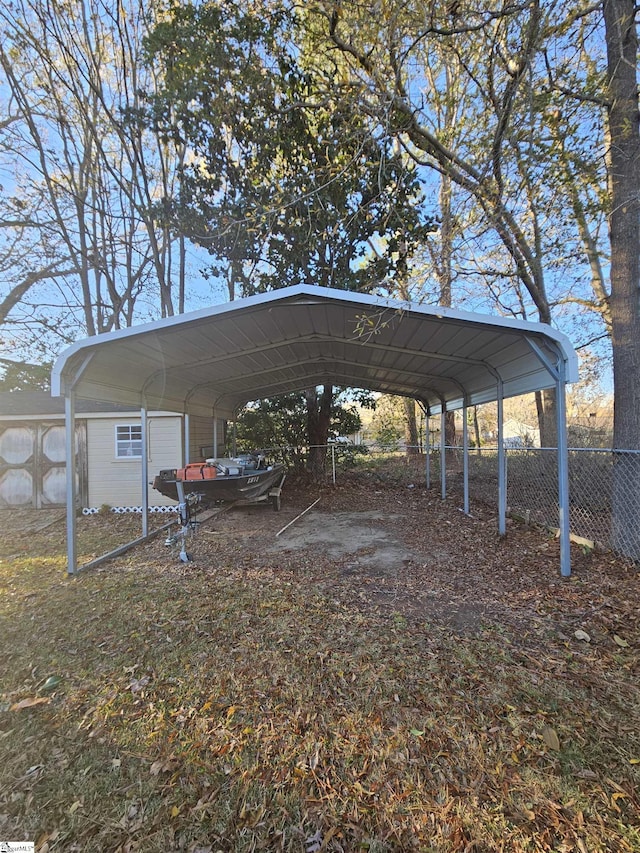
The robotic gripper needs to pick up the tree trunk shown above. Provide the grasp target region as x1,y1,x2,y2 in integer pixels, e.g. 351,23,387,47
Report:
472,407,482,456
305,384,333,481
403,398,420,455
603,0,640,558
445,411,457,447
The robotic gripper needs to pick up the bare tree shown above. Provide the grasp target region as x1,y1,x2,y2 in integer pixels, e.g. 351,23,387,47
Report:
320,0,616,446
0,0,186,352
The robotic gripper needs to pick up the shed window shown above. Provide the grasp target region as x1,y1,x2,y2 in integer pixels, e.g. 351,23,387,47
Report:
115,424,142,458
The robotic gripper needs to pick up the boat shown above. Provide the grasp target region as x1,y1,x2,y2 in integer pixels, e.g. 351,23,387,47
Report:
152,452,286,509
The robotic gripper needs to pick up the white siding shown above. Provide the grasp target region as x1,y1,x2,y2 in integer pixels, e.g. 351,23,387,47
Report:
87,415,182,507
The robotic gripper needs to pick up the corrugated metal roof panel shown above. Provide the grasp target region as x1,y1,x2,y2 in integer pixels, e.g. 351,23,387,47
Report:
52,285,578,417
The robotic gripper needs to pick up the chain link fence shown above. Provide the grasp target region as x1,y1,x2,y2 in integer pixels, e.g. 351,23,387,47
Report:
224,442,640,557
503,447,640,558
319,443,640,558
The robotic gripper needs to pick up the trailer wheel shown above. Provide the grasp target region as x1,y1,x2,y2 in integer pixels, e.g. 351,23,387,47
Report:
271,494,281,512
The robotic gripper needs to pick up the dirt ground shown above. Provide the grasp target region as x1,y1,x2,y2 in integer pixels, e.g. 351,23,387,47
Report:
163,473,639,643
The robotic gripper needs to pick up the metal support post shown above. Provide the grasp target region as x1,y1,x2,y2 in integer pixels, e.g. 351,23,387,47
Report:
425,414,431,489
141,405,149,537
184,414,191,465
65,391,77,575
463,399,470,515
440,408,446,499
556,362,571,577
497,383,506,536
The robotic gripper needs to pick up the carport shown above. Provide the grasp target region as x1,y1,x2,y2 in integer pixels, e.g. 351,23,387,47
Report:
52,284,579,576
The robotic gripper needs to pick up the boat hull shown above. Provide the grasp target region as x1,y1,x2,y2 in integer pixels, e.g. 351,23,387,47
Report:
153,462,286,505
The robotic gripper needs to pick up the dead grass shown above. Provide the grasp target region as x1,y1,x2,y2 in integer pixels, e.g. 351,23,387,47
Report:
0,474,639,852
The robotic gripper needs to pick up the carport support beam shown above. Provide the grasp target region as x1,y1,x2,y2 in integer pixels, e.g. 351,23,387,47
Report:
556,361,571,577
65,391,77,575
440,409,446,499
425,413,431,489
141,405,149,537
463,399,470,515
497,381,506,536
184,414,190,465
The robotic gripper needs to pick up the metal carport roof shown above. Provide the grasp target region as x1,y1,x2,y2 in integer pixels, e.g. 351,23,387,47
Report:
52,284,579,577
52,285,578,418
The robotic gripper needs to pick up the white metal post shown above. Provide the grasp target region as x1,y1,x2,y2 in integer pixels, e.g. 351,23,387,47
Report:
463,399,469,515
65,391,77,575
425,413,431,489
184,413,190,464
556,361,571,577
141,405,149,537
440,409,446,499
497,381,506,536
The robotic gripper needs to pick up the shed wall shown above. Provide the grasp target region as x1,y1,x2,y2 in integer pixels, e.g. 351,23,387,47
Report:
87,415,182,507
189,416,225,460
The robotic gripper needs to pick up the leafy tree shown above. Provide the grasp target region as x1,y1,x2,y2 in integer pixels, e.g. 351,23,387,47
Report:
0,357,51,391
370,395,406,450
146,0,433,477
234,389,364,475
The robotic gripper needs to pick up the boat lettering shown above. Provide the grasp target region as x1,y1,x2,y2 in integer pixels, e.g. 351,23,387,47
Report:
246,476,260,484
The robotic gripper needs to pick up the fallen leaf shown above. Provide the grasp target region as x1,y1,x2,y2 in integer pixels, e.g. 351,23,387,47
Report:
10,696,50,711
69,800,83,815
613,634,629,648
41,675,63,693
576,768,598,779
150,756,178,776
610,792,627,812
305,829,323,853
542,726,560,750
574,630,591,643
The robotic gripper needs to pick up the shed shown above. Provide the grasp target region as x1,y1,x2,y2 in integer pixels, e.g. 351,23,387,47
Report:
0,392,225,510
52,285,579,574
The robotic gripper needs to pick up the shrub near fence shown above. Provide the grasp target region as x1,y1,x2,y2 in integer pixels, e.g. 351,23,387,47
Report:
323,443,640,556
